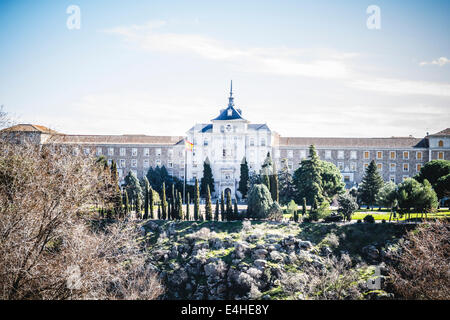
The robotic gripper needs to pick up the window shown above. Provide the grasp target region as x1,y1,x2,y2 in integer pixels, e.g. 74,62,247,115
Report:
120,159,126,168
337,150,344,159
131,159,137,168
261,138,266,146
337,162,344,171
389,175,395,183
156,159,161,166
390,151,396,160
416,164,422,172
84,148,90,155
168,161,173,168
250,138,255,146
287,150,293,158
223,149,226,157
132,148,137,157
144,148,150,156
120,148,126,156
402,175,409,181
325,150,332,159
108,147,114,156
220,126,225,133
168,149,173,158
403,151,409,160
73,148,79,156
344,175,350,182
416,151,422,160
350,151,357,159
376,151,383,159
204,139,208,146
438,152,444,160
364,163,369,169
96,148,102,156
227,109,232,116
156,148,161,157
377,163,383,171
143,159,149,168
390,163,396,172
300,150,306,159
288,161,293,170
107,159,112,166
438,140,444,147
403,163,409,172
364,151,370,159
350,162,356,171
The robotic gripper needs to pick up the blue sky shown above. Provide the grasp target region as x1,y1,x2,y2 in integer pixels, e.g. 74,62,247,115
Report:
0,0,449,137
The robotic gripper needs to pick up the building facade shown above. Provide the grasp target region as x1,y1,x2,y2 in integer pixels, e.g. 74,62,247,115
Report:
2,88,449,199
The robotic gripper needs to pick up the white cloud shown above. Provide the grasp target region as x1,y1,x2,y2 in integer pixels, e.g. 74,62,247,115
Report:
419,56,450,67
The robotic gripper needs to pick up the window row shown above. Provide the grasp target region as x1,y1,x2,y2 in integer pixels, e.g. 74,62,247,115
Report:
107,158,176,169
363,162,423,172
282,149,425,160
69,147,177,158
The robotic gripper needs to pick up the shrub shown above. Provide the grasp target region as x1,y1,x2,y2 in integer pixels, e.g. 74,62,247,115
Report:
323,212,343,223
267,201,283,221
363,214,375,223
387,221,450,299
246,184,273,219
356,219,362,224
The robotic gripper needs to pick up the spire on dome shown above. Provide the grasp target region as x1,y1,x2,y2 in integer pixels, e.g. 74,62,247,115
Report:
228,80,234,107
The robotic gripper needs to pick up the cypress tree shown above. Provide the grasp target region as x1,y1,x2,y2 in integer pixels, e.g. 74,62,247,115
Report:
135,194,141,218
261,152,272,192
194,178,200,220
149,185,154,219
177,191,184,220
157,202,161,219
270,162,279,203
302,197,307,215
143,176,150,219
161,182,167,219
226,190,233,221
220,191,225,221
238,157,249,199
124,190,129,215
358,160,384,210
186,192,190,220
215,199,220,221
205,185,212,220
200,158,215,197
168,200,171,220
110,161,122,218
171,184,176,219
233,199,239,220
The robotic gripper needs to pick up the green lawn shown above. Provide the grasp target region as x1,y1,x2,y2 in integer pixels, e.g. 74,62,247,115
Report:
352,209,450,221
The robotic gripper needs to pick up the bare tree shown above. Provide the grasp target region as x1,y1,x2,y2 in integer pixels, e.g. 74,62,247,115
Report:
0,140,164,299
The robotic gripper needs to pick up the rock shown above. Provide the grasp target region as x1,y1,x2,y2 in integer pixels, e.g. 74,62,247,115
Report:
320,246,333,256
252,248,268,260
153,249,170,262
247,267,263,279
204,260,227,278
362,245,380,262
253,259,267,269
269,250,283,262
168,269,188,287
298,240,313,249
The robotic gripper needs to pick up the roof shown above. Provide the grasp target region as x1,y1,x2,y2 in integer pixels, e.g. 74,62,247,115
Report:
1,124,59,134
427,128,450,137
248,124,270,131
46,134,185,145
212,105,247,121
278,136,428,148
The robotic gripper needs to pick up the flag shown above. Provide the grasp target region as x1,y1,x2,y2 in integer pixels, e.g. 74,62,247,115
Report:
185,139,194,151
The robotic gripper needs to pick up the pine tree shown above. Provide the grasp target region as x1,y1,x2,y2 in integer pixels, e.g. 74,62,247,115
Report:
205,185,212,220
270,161,279,203
123,171,143,214
220,191,225,221
194,178,200,220
161,182,167,219
186,192,190,220
279,160,295,205
225,190,233,221
215,199,220,221
143,176,150,219
238,157,249,199
358,160,384,209
293,145,324,206
200,158,215,197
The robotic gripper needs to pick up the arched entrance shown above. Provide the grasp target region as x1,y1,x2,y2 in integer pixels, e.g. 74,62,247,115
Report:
224,188,232,198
